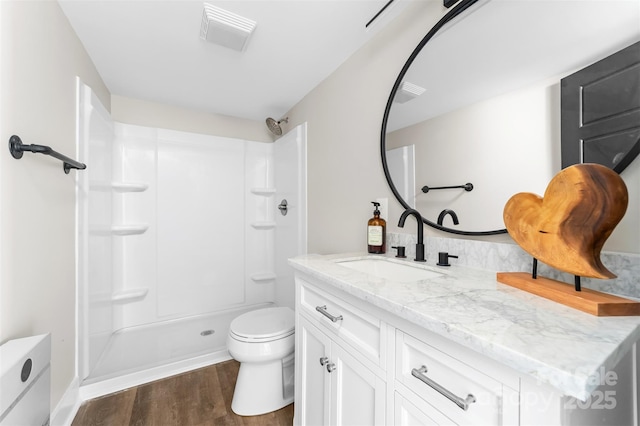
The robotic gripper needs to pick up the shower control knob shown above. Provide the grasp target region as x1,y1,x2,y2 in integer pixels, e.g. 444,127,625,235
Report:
326,362,336,373
278,199,288,216
319,356,329,366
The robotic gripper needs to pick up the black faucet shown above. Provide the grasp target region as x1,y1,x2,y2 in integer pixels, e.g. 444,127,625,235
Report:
437,209,459,226
398,208,426,262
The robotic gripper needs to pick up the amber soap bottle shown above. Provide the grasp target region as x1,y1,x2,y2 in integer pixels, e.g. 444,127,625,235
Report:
367,201,386,254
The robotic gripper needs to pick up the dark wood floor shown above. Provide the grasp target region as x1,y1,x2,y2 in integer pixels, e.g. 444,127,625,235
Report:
72,360,294,426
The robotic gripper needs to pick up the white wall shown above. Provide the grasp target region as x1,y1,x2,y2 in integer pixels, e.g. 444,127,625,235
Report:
0,0,110,409
285,1,451,254
111,95,273,143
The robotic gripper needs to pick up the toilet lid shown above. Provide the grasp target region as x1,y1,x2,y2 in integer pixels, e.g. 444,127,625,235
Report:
230,307,295,341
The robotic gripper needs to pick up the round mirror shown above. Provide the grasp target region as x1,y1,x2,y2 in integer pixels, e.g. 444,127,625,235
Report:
381,0,640,235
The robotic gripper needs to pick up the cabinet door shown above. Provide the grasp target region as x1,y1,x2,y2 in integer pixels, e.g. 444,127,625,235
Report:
330,342,386,426
296,316,331,426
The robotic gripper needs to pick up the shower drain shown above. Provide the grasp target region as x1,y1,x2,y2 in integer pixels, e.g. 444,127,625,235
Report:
200,329,215,336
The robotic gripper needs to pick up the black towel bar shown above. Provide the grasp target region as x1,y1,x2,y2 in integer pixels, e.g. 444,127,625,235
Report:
9,135,86,174
422,183,473,193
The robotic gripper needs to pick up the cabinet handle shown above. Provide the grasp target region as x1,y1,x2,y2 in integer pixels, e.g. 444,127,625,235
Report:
326,362,336,373
411,365,476,411
315,305,343,322
319,356,329,366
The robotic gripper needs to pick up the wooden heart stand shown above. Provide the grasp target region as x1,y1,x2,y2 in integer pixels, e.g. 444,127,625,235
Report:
497,164,640,316
497,271,640,317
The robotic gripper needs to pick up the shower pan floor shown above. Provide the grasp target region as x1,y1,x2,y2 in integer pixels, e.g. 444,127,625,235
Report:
82,303,272,396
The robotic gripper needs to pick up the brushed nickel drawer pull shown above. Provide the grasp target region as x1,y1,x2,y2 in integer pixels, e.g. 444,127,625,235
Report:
315,305,343,322
319,357,329,366
411,365,476,411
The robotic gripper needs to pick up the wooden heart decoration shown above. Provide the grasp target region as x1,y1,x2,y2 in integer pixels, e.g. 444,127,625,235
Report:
503,163,628,279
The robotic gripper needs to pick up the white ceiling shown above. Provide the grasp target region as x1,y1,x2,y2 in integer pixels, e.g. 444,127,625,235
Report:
59,0,640,129
58,0,410,122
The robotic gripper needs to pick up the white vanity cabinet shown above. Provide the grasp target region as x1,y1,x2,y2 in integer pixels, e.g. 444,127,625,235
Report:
291,254,640,426
296,316,387,425
295,276,388,425
294,274,518,426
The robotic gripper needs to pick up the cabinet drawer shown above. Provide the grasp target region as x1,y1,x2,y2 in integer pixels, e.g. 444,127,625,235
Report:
396,331,505,425
298,278,385,367
394,390,455,425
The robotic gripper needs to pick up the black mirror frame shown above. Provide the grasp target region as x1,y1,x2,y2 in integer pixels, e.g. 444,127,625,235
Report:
380,0,508,236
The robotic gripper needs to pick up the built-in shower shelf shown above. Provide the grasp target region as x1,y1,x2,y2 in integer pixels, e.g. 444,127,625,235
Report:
112,182,149,192
251,222,276,230
250,187,276,196
251,272,277,282
111,224,149,236
112,288,149,303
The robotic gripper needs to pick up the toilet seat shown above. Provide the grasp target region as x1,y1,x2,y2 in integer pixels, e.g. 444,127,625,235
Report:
229,307,294,342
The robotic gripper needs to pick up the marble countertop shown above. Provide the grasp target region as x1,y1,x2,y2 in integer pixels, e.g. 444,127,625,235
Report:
288,252,640,401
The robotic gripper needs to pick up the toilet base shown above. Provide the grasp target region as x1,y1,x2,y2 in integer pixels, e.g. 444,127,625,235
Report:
231,355,295,416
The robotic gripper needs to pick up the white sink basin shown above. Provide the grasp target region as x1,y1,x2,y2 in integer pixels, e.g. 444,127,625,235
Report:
335,257,442,283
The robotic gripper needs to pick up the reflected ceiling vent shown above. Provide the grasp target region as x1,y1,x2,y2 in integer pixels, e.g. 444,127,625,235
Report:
394,81,426,104
200,3,257,52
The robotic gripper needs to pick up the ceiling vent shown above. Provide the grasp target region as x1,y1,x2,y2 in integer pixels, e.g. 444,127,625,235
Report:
394,81,426,104
200,4,256,52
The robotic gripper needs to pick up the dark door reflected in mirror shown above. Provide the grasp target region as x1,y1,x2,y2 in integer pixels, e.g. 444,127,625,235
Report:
381,0,640,235
561,41,640,174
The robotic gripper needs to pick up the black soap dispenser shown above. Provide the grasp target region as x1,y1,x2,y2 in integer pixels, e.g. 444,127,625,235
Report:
367,201,386,254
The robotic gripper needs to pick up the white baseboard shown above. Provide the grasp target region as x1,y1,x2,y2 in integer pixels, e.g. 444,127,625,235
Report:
50,376,81,426
79,350,232,401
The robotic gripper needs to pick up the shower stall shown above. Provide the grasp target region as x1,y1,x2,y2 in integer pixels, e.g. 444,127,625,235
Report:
75,81,306,397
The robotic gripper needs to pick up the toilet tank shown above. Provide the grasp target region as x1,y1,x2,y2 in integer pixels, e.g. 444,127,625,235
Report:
0,334,51,426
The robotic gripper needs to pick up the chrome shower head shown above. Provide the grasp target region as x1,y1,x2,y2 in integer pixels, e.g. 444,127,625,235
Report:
265,117,288,136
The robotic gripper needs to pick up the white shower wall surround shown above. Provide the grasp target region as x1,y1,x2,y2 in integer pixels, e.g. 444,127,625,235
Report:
76,81,304,397
77,82,115,380
111,124,277,331
76,75,305,387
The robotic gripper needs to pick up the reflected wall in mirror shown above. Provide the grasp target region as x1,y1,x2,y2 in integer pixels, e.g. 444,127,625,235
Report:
381,0,640,238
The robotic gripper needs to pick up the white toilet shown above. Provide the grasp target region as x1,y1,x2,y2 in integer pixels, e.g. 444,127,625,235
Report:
227,306,295,416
